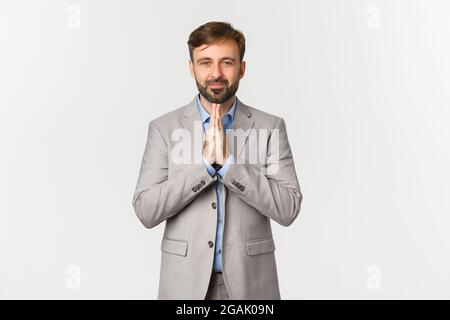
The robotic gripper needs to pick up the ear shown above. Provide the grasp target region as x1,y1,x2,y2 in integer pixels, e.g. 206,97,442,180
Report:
238,60,246,80
189,59,195,78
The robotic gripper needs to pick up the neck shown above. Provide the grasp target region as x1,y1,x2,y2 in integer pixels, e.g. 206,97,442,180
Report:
199,94,235,118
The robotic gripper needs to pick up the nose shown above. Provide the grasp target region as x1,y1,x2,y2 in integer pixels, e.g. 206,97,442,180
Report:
210,62,224,81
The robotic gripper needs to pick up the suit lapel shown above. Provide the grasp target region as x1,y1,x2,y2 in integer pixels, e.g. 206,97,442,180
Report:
181,97,201,131
230,97,255,160
180,98,203,165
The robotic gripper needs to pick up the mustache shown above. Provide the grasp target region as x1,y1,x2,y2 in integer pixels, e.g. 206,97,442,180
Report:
206,78,229,86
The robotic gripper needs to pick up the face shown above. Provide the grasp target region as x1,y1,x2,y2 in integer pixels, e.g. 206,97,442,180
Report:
189,40,246,104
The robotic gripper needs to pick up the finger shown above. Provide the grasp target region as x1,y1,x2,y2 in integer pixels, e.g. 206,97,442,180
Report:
212,104,217,129
215,105,222,160
218,105,225,136
218,104,222,125
208,104,216,138
216,104,221,128
215,105,220,134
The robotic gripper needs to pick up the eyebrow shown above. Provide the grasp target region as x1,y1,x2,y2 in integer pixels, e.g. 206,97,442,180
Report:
196,57,236,63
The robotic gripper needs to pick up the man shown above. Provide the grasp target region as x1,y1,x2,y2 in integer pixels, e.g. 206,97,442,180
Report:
132,21,302,300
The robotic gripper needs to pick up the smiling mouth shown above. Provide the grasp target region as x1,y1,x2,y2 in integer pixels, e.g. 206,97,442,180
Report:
209,83,225,89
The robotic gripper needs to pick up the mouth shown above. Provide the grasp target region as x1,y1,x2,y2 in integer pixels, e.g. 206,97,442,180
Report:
209,83,226,89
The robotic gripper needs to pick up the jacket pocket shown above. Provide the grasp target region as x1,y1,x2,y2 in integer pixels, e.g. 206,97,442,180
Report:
160,237,188,257
246,237,276,256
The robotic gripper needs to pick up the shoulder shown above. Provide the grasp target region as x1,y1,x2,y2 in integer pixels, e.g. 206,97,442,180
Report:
238,99,285,129
147,100,195,132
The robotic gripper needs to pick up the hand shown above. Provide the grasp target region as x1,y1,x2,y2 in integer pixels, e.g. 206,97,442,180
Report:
202,104,229,166
202,104,216,165
213,104,229,166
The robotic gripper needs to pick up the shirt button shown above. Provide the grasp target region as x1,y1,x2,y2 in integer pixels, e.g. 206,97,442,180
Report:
218,249,222,254
211,202,217,209
208,241,214,248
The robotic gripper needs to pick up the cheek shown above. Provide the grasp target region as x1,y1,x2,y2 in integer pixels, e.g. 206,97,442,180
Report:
194,72,207,84
224,69,240,82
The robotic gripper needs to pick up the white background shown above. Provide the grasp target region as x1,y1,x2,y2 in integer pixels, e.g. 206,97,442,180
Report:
1,0,449,299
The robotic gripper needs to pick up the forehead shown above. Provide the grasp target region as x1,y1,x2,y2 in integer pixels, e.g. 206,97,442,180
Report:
193,40,239,60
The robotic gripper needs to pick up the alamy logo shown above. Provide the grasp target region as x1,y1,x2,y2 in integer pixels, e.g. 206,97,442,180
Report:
169,121,280,175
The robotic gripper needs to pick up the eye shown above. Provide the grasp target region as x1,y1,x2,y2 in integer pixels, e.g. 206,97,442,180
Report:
199,61,210,65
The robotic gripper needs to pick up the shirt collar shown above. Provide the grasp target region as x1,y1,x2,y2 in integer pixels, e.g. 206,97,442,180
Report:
195,93,237,126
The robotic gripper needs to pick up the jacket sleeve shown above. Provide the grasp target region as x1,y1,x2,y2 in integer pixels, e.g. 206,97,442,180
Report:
132,121,215,228
220,117,303,226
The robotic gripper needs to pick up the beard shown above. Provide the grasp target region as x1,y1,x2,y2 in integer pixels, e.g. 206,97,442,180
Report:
195,76,239,104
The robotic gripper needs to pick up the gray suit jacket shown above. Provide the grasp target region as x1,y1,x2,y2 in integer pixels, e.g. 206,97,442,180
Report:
132,96,302,299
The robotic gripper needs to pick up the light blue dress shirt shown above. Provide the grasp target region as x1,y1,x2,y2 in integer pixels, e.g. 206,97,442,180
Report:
195,93,236,272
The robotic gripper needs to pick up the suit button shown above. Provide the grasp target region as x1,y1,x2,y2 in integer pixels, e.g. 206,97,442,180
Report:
192,186,197,192
208,241,214,248
239,185,245,191
197,184,202,189
211,202,217,209
201,180,205,186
